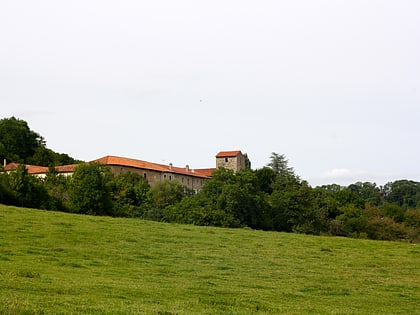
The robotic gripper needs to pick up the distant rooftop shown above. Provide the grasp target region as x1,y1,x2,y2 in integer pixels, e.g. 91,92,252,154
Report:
215,150,242,158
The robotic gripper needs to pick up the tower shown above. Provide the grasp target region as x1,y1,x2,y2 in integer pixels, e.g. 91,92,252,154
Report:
215,150,246,172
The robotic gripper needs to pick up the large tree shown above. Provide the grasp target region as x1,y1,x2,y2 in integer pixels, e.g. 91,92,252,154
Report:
68,163,113,215
267,152,294,176
0,117,44,163
108,172,152,217
0,117,79,166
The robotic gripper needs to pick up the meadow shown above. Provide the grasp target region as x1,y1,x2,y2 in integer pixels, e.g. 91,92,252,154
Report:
0,204,419,314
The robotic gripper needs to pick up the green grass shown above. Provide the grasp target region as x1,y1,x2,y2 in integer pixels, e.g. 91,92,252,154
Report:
0,205,419,315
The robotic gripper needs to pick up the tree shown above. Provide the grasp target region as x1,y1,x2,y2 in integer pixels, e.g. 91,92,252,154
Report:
0,117,43,163
269,174,312,232
267,152,294,176
108,172,152,217
347,182,382,206
244,153,252,169
6,164,50,209
43,166,70,211
146,180,191,220
0,117,79,166
382,180,420,208
255,167,277,194
68,163,113,215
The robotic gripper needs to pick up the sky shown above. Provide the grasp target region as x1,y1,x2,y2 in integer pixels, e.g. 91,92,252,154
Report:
1,0,419,187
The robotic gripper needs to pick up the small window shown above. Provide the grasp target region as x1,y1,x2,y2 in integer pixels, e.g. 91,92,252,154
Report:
225,157,229,162
164,174,167,179
143,173,147,179
169,175,172,180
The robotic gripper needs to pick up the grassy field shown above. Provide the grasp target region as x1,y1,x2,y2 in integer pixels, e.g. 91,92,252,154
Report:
0,205,419,315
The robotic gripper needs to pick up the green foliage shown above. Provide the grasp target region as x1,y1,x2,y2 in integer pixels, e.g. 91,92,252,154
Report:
4,164,49,209
0,117,43,163
243,153,252,169
348,182,382,205
163,168,273,229
151,179,189,209
365,217,408,241
108,172,151,217
0,116,79,166
269,173,306,231
383,180,420,208
0,173,16,205
43,167,70,211
267,152,294,176
381,203,406,222
255,167,277,194
404,209,420,228
334,189,365,209
163,196,239,227
336,204,367,237
145,180,191,220
68,163,113,215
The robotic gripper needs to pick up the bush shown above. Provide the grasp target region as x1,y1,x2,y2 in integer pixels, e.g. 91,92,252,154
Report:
404,209,420,228
366,217,407,241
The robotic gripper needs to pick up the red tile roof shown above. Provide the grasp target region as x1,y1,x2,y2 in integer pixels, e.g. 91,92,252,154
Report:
93,155,211,178
193,168,216,177
4,163,48,174
3,153,224,179
3,162,20,171
216,150,242,158
55,164,78,173
4,163,77,175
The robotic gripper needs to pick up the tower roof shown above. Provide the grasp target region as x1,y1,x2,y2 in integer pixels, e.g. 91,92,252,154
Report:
215,150,242,158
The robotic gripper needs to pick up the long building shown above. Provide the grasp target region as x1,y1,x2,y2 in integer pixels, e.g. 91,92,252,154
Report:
3,150,246,191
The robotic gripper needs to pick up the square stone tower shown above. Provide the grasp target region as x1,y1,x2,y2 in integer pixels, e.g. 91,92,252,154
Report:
216,150,246,172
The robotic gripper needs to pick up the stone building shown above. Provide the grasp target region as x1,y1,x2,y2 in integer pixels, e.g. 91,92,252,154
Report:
215,150,246,172
93,155,212,191
3,150,246,191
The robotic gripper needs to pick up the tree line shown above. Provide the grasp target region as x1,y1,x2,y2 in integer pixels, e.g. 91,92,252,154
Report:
1,155,419,242
0,117,419,242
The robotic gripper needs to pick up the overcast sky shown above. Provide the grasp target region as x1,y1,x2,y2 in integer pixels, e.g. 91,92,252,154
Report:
1,0,419,186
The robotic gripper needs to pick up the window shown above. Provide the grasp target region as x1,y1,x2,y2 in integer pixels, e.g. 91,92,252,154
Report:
225,157,229,162
169,175,172,180
143,173,147,179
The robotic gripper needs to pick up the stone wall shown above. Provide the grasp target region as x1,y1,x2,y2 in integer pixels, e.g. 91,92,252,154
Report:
216,153,246,172
107,165,205,191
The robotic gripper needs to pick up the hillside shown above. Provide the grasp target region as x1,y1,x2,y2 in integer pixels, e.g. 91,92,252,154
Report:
0,205,419,314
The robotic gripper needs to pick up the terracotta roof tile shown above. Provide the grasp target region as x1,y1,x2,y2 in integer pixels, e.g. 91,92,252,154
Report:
55,164,78,173
4,163,78,175
93,155,211,178
216,150,242,158
194,168,216,177
4,163,48,174
4,162,20,171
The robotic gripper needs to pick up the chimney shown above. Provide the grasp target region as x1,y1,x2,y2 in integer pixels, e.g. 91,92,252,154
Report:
169,163,173,170
185,165,189,173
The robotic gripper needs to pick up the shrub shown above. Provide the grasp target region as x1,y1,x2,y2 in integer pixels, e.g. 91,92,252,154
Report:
366,217,407,241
